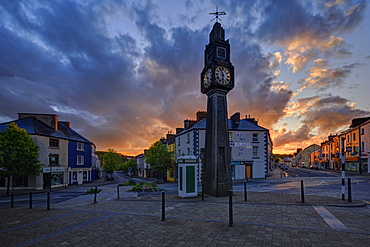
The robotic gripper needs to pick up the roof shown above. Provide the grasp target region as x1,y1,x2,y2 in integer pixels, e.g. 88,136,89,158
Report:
0,116,92,144
178,118,268,135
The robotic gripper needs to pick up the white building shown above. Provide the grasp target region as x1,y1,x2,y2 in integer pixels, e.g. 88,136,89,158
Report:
175,112,273,182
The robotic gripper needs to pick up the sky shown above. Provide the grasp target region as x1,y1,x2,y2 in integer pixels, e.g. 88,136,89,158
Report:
1,0,369,155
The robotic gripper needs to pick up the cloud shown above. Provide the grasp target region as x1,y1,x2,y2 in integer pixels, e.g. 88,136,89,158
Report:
0,0,368,155
298,59,359,91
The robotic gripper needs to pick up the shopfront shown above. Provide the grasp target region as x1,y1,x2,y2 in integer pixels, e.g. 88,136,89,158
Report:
43,167,66,188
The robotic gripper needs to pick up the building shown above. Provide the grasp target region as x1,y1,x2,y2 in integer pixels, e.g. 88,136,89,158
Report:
0,113,97,190
176,112,273,181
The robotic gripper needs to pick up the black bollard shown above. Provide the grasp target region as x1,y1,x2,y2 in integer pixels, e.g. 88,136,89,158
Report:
11,193,14,208
94,186,98,204
300,180,305,203
244,182,247,202
47,192,50,210
341,178,345,201
29,192,32,209
161,191,165,221
348,178,352,203
117,185,120,199
229,190,233,227
201,183,204,201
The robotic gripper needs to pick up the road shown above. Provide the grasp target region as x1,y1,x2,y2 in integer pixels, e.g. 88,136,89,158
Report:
1,168,369,208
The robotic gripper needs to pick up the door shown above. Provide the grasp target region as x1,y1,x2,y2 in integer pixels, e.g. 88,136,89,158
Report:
245,165,252,179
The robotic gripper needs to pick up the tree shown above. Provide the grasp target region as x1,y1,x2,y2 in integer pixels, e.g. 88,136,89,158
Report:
100,148,121,180
0,122,41,194
117,159,138,174
145,141,173,182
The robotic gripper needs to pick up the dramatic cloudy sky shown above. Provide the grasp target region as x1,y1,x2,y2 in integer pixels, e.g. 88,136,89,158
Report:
1,0,369,155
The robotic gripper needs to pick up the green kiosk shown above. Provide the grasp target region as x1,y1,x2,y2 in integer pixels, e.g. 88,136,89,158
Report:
177,156,198,197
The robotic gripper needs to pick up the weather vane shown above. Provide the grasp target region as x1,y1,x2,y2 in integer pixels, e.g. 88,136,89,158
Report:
209,6,226,23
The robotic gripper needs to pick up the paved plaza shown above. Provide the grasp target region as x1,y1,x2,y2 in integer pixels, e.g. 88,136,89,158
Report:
1,181,369,247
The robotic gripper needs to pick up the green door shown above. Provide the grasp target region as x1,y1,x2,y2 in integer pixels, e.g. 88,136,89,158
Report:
185,166,195,193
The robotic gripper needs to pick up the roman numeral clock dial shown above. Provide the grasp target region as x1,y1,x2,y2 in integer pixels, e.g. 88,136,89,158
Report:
215,66,230,85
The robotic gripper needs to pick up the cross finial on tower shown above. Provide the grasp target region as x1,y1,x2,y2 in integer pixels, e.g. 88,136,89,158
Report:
209,6,226,23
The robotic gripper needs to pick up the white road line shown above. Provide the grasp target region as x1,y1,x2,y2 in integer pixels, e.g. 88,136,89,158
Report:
313,205,348,230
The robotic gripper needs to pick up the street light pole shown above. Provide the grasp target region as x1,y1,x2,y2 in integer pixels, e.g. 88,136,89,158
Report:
48,153,52,192
341,137,346,200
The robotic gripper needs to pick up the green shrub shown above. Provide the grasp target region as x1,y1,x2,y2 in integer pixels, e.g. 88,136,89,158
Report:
129,182,159,191
119,180,136,186
86,187,102,193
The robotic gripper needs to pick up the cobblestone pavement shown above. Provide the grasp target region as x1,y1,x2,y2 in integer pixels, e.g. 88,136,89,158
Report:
1,184,370,247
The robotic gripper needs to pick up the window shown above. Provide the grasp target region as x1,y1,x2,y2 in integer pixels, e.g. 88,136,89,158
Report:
187,133,190,143
217,46,226,59
49,154,59,165
187,148,191,155
252,146,259,157
229,132,232,141
77,142,84,151
77,155,84,165
353,133,356,141
252,133,258,142
83,171,88,181
178,137,181,146
49,138,59,148
361,142,365,152
72,171,77,182
361,128,365,135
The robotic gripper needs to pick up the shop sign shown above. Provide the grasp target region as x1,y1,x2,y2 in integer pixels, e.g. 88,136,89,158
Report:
43,167,65,173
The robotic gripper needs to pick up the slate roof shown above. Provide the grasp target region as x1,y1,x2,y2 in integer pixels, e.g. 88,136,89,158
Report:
0,116,92,144
178,118,268,135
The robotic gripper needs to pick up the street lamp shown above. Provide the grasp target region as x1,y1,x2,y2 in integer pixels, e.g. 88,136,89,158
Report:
48,153,53,191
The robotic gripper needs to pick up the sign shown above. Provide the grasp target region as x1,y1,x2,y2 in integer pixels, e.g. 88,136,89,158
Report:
43,167,65,173
230,142,252,148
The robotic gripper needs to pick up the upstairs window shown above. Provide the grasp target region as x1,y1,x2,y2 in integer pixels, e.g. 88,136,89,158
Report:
187,133,190,143
77,155,84,165
77,142,84,151
252,146,259,157
49,138,59,148
49,154,59,165
252,133,258,142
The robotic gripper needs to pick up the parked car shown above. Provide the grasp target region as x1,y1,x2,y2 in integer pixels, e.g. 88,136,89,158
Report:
280,165,288,171
309,164,318,170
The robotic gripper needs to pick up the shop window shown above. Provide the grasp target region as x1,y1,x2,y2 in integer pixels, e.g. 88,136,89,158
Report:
13,177,28,187
83,171,88,181
49,138,59,148
51,173,63,185
72,171,77,182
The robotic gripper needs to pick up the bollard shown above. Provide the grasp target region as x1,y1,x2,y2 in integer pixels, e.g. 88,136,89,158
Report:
300,180,305,203
161,191,165,221
47,192,50,210
348,178,352,203
117,185,120,199
244,182,247,202
280,172,283,178
341,178,345,201
229,190,233,227
29,192,32,209
201,183,204,201
94,186,98,204
11,193,14,208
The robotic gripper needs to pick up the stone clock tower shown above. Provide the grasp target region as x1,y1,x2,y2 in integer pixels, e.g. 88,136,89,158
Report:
200,22,234,197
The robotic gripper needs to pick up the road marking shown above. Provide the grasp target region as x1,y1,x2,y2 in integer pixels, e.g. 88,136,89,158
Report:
364,201,370,205
313,205,348,230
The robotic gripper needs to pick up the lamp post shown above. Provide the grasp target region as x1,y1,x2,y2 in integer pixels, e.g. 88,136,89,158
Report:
48,153,52,191
341,137,346,200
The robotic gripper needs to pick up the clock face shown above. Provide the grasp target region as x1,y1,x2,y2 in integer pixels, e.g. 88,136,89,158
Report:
215,66,231,85
203,68,212,88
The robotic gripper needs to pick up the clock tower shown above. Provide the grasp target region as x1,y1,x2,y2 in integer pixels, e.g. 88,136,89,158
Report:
200,22,234,197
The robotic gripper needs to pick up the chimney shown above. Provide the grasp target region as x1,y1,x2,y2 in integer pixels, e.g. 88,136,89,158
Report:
18,113,58,130
184,119,197,129
59,121,71,128
196,111,207,122
230,112,240,124
176,128,184,134
245,115,258,125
